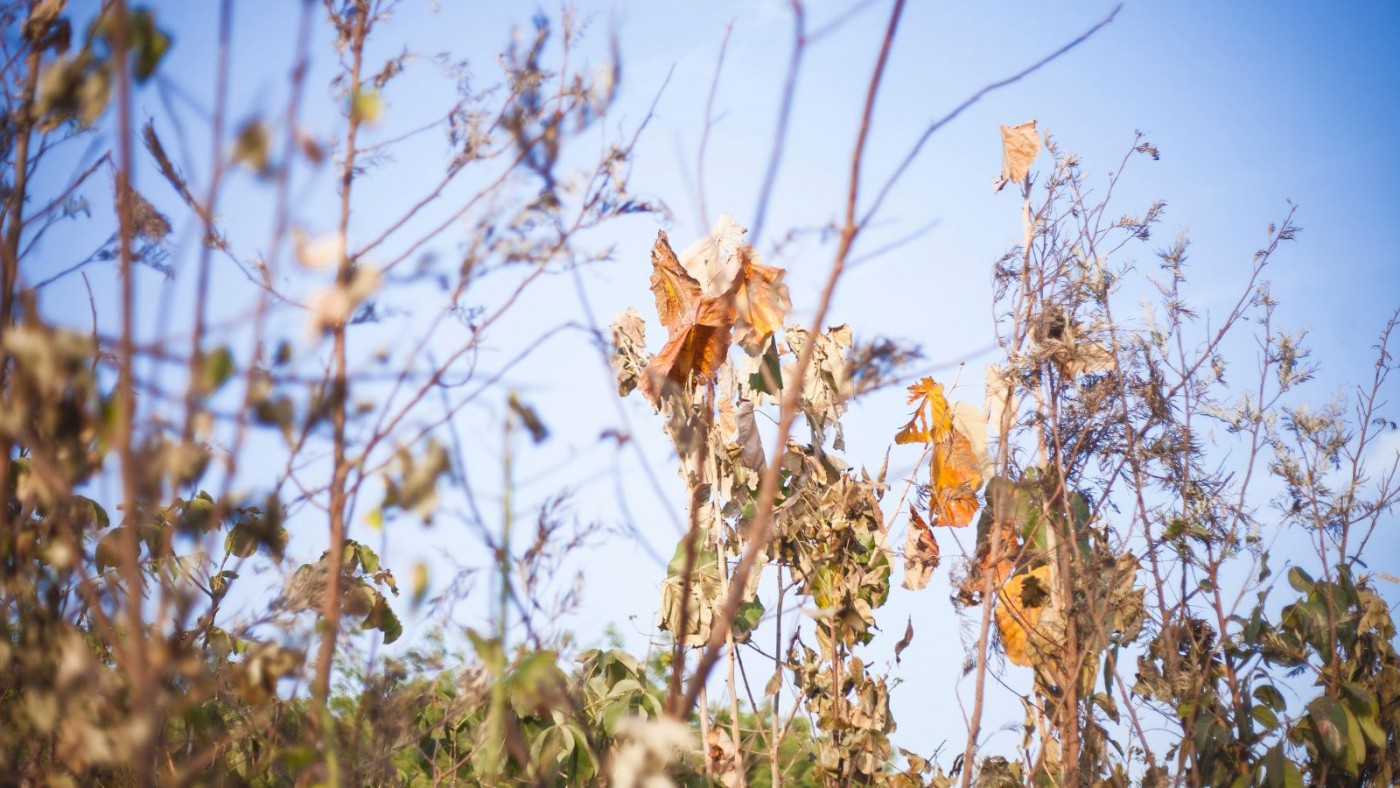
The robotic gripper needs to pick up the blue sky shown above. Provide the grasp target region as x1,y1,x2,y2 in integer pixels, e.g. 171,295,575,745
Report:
28,0,1400,765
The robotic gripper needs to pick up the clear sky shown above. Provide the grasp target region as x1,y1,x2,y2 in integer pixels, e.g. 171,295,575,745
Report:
28,0,1400,765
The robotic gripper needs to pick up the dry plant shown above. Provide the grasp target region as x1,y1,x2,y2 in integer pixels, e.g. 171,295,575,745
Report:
2,0,1396,786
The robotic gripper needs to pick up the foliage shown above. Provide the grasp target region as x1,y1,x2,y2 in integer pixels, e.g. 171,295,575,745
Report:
0,1,1396,786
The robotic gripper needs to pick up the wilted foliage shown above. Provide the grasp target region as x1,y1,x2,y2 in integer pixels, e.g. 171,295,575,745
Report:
1,1,1395,787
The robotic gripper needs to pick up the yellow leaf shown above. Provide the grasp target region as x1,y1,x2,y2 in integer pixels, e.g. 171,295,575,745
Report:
995,565,1052,667
896,377,985,525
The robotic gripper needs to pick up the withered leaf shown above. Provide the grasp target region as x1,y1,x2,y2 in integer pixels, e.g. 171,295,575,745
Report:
610,307,648,397
895,377,952,445
901,505,939,591
995,565,1052,667
640,231,738,406
895,377,985,526
732,247,790,353
932,428,982,526
894,616,915,664
679,214,746,297
994,120,1041,193
649,230,697,333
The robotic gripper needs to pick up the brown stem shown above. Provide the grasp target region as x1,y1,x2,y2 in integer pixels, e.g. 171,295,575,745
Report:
312,0,370,757
676,0,907,721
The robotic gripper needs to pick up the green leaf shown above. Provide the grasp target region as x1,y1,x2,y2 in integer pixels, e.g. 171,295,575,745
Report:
1253,684,1286,712
77,495,110,529
1306,695,1347,759
354,541,381,574
747,337,783,394
734,598,764,642
128,9,172,83
232,120,272,175
1287,566,1314,593
200,346,235,394
1252,704,1279,731
1342,705,1365,775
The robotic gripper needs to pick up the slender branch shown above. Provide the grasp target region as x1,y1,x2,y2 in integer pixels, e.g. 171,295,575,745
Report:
675,0,907,719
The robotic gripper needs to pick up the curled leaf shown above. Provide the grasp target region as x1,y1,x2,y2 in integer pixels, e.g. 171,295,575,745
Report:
996,565,1052,667
678,214,745,297
732,247,790,353
639,231,737,406
902,505,939,591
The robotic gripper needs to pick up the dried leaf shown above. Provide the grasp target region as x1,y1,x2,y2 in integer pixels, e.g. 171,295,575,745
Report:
895,377,951,445
996,565,1052,667
896,377,985,525
931,428,982,526
732,247,790,353
902,505,939,591
985,363,1014,435
995,121,1041,192
639,231,738,406
894,617,915,664
678,214,746,297
610,308,648,397
648,230,698,333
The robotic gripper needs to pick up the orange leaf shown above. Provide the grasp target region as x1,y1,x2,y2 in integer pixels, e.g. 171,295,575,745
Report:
995,565,1052,667
640,230,739,405
894,377,951,445
930,427,982,526
648,231,698,334
732,247,790,353
895,377,983,526
639,322,733,405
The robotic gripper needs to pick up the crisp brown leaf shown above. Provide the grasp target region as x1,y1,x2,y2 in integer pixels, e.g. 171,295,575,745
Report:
648,230,697,333
894,616,915,664
994,120,1041,193
732,247,790,353
640,230,740,405
902,505,939,591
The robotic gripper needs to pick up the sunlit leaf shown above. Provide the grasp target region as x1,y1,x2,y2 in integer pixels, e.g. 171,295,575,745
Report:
995,565,1051,667
732,247,790,353
994,120,1040,192
639,230,738,405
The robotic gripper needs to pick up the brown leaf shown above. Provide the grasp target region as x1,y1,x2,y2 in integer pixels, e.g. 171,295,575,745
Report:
648,231,697,333
639,322,733,406
994,121,1041,193
640,230,739,405
901,505,939,591
894,616,915,664
732,247,790,353
609,307,648,397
